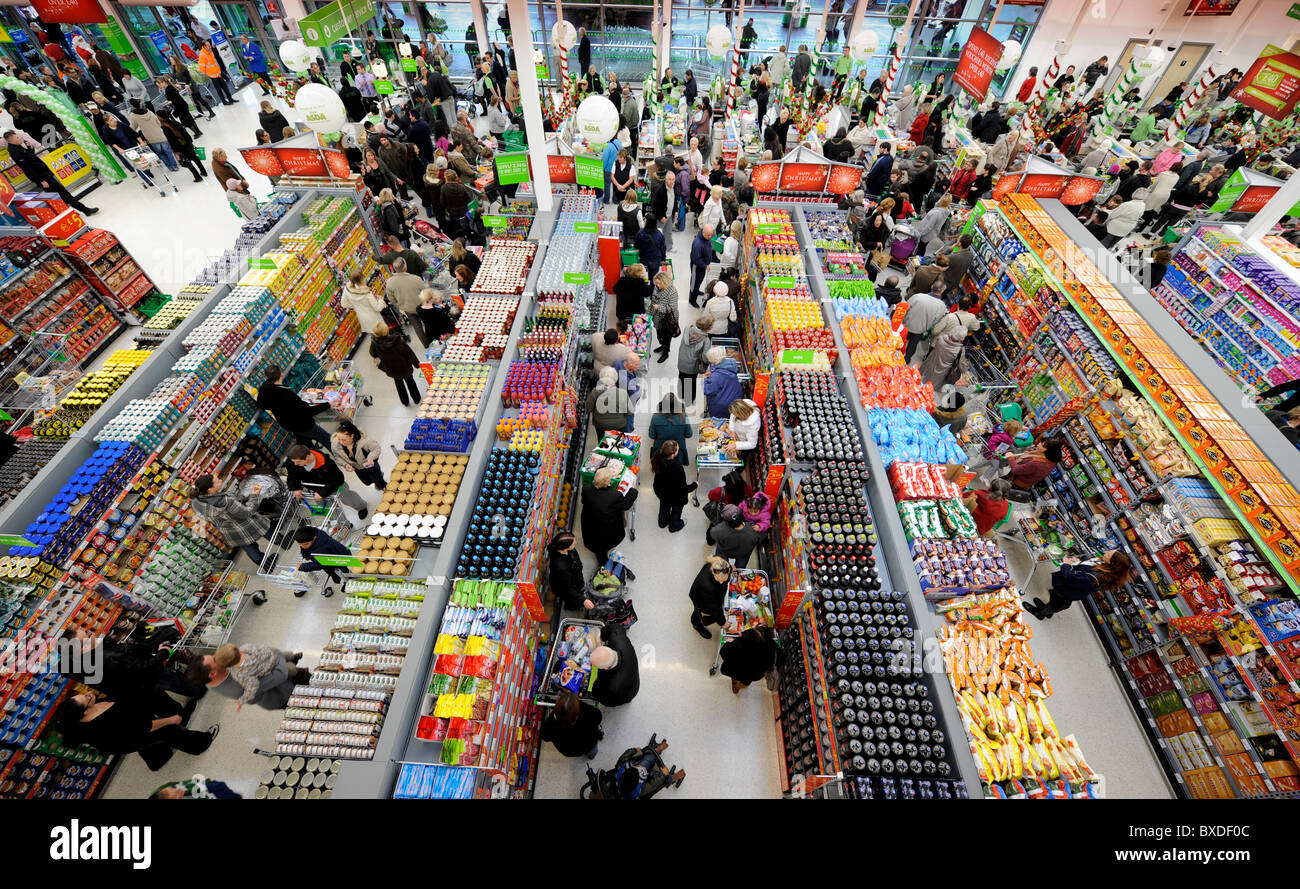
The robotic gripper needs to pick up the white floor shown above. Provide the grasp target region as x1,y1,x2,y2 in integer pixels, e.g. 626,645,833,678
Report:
95,89,1171,798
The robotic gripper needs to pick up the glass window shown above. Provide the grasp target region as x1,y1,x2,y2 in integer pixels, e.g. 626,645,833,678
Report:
118,6,172,77
414,1,479,77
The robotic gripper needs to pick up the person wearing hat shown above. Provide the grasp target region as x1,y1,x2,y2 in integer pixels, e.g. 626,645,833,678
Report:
226,178,258,218
706,504,769,568
703,279,737,335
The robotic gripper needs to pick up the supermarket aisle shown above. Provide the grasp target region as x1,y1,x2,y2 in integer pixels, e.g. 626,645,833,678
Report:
534,215,784,799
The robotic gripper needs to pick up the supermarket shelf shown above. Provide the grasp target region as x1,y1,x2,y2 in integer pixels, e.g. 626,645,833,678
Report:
9,270,77,325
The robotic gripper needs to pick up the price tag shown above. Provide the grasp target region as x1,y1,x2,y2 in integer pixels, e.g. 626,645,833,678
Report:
313,554,364,568
564,272,592,285
573,221,598,233
755,223,783,234
376,79,395,94
767,275,797,288
483,215,508,229
248,257,276,269
0,534,35,547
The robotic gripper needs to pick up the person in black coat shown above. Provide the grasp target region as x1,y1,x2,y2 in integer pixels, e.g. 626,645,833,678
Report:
719,626,781,693
590,621,639,707
293,523,350,595
971,103,1007,145
1024,549,1131,619
161,77,202,137
580,466,638,568
256,364,331,448
258,99,291,143
689,557,732,639
1115,161,1151,202
548,531,591,610
613,265,652,323
540,690,603,757
651,440,696,532
54,691,215,769
285,444,370,521
578,28,592,73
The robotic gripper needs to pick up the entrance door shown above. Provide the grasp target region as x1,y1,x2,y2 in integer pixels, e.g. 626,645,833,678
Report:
1145,42,1211,108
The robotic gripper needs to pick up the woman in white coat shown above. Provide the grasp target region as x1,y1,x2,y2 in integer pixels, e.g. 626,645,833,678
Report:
1101,193,1146,248
913,193,952,256
719,220,743,272
698,185,726,232
983,129,1023,176
1141,165,1180,230
893,85,919,134
341,270,387,339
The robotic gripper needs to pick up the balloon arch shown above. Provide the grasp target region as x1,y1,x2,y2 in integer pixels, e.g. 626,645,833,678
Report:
0,76,127,182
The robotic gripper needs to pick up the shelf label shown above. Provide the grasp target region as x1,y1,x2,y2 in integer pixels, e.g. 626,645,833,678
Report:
563,272,591,285
376,79,395,94
0,534,34,547
780,349,817,365
483,215,508,229
314,554,364,568
766,275,797,288
573,221,598,234
248,257,276,269
755,223,783,234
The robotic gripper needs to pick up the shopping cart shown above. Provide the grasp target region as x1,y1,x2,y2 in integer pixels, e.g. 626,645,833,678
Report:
709,568,773,675
119,146,179,196
299,360,373,421
257,493,357,596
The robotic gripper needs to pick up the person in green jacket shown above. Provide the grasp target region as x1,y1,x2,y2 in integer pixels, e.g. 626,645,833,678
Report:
832,47,854,101
1130,111,1160,144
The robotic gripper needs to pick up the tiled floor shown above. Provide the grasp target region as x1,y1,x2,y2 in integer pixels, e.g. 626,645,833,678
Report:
98,91,1171,798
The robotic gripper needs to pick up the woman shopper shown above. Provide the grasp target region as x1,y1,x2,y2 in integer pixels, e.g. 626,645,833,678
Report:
649,393,693,465
703,280,737,335
1007,438,1064,492
259,99,291,142
540,690,604,758
963,478,1012,537
678,316,712,407
214,642,309,711
698,184,726,232
720,626,781,694
633,216,667,282
617,191,643,248
649,269,680,363
1141,162,1181,229
377,187,410,245
719,219,743,272
652,440,696,532
418,289,457,342
54,692,217,768
157,107,205,182
919,328,967,392
725,398,761,461
1024,549,1132,620
547,531,591,611
688,556,732,639
586,366,632,436
190,473,271,565
580,464,638,567
702,346,743,418
128,99,178,171
440,170,472,239
913,193,952,256
369,322,423,407
1142,173,1210,236
330,420,386,491
363,148,395,196
613,263,651,324
341,270,387,343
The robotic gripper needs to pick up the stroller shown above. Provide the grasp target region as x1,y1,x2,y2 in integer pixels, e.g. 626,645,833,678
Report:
584,552,637,629
890,222,920,267
579,734,685,799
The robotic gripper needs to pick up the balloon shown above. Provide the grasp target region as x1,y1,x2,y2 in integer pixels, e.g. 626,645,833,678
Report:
279,39,313,74
851,29,879,62
1135,45,1166,77
706,24,732,60
294,83,346,134
552,20,577,50
996,40,1021,71
574,95,620,141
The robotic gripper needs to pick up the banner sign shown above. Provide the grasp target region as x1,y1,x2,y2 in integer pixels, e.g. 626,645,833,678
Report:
1185,0,1240,14
953,26,1002,101
548,155,576,183
494,151,530,185
779,162,828,192
31,0,106,24
574,154,604,188
1231,45,1300,121
239,140,353,180
299,0,373,47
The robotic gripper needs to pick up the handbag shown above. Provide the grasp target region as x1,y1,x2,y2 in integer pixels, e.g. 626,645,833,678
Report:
667,317,681,338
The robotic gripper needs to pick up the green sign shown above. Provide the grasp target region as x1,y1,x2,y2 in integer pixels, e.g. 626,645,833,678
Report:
0,409,11,421
755,223,783,234
248,257,277,269
574,154,604,189
401,58,418,72
376,79,395,95
314,554,365,568
780,350,817,366
573,221,598,234
563,272,592,285
767,276,797,288
483,215,508,229
0,534,35,547
1289,2,1300,19
495,151,531,185
299,0,375,46
535,64,549,80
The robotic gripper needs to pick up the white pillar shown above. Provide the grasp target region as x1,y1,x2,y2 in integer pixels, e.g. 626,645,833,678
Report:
846,0,866,43
508,0,553,212
659,0,672,79
1242,168,1300,241
472,0,491,59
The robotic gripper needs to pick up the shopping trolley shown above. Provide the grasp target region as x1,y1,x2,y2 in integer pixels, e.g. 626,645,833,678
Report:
119,146,179,196
257,493,358,596
709,568,773,675
299,360,373,421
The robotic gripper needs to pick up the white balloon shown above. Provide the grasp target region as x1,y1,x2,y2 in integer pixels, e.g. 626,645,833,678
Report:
851,30,879,62
552,20,577,50
1135,45,1166,77
706,24,732,60
996,40,1021,71
279,39,313,74
575,95,620,142
294,83,346,134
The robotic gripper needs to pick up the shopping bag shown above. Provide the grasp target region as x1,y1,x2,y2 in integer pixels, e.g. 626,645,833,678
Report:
194,146,207,160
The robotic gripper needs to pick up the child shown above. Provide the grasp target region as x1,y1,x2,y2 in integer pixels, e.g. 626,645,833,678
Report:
740,492,773,532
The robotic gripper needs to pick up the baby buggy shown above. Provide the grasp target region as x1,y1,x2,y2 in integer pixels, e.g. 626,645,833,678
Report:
889,222,920,267
579,734,686,799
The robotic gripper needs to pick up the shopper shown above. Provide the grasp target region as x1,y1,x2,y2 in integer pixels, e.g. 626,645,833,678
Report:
590,619,639,707
689,225,716,307
725,398,761,461
634,216,667,284
740,491,773,532
126,99,178,172
1101,193,1145,248
1006,438,1064,492
285,443,370,522
919,329,968,391
943,235,974,292
652,440,696,533
649,393,693,466
1257,378,1300,413
907,253,948,297
258,99,291,142
719,219,743,273
592,328,633,377
214,643,308,711
418,289,457,343
647,269,680,363
701,346,743,419
369,322,423,407
618,191,644,248
541,690,604,758
613,263,651,324
3,132,98,214
587,367,633,437
54,691,216,768
548,531,592,611
255,365,331,448
720,625,781,694
700,281,736,338
330,421,386,492
385,258,428,348
688,556,731,639
580,464,638,568
190,473,271,566
708,505,768,569
964,479,1012,537
1024,549,1132,619
678,317,712,408
292,523,351,597
1143,173,1210,236
157,108,206,183
902,288,948,363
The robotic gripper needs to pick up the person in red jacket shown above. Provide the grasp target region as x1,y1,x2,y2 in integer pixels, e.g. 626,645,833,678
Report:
948,157,978,200
1017,67,1038,103
964,479,1012,537
1007,438,1063,490
908,102,932,145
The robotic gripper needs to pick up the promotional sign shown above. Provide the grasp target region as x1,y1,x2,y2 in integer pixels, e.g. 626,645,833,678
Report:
298,0,373,47
240,146,285,177
1208,168,1300,214
573,221,598,233
401,58,418,72
1290,1,1300,19
239,141,353,180
40,209,84,246
1016,173,1066,199
0,25,11,42
483,215,507,229
952,26,1002,101
494,151,530,185
31,0,106,24
148,30,171,59
376,80,395,94
1186,0,1239,14
548,155,576,183
751,162,780,191
313,554,364,568
211,29,240,69
0,534,34,547
276,147,329,177
992,157,1104,205
779,162,828,192
574,153,604,188
1230,45,1300,121
563,272,591,285
0,171,14,209
826,163,864,195
44,143,92,188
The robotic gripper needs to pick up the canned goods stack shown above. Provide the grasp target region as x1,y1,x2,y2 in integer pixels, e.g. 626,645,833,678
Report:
254,754,339,799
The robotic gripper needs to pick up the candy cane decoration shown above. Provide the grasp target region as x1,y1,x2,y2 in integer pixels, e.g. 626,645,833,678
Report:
875,43,903,122
557,41,569,91
1164,65,1215,140
1020,51,1060,140
1091,59,1139,136
726,42,741,117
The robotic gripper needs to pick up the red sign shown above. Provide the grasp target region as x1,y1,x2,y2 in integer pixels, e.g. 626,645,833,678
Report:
1017,173,1066,199
240,144,353,179
953,26,1002,101
1184,0,1239,15
779,162,829,192
752,162,780,191
0,174,14,210
277,148,328,177
41,209,85,245
1232,184,1278,213
1231,46,1300,121
992,171,1103,205
1061,176,1105,205
826,164,864,195
240,147,283,177
992,173,1020,200
31,0,106,24
547,155,575,184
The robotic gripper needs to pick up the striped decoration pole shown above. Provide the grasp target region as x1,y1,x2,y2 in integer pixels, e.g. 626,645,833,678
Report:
558,42,569,92
875,42,903,122
1091,59,1140,136
725,0,746,119
1164,65,1216,140
1019,51,1060,141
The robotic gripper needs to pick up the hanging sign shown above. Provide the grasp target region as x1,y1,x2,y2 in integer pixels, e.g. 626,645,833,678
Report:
574,154,604,188
952,26,1002,101
1231,45,1300,121
495,151,530,184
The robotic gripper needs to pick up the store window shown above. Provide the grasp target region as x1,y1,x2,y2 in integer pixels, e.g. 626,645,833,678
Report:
117,6,173,77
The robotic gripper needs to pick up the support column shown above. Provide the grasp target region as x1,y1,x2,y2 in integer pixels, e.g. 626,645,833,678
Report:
472,0,491,62
876,0,920,121
1242,159,1300,241
508,0,553,212
846,0,866,44
659,0,672,80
